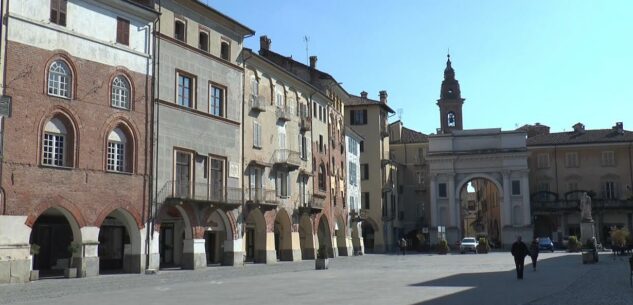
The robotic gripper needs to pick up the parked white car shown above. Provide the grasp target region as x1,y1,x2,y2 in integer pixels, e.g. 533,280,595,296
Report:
460,237,479,254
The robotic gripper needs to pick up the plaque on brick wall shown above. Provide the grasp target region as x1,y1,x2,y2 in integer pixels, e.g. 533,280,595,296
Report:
0,96,11,117
229,162,240,178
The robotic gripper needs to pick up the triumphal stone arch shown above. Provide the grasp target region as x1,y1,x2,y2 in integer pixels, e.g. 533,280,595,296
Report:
427,128,533,248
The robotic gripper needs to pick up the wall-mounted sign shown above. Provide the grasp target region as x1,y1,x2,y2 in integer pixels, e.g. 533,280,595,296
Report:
0,96,11,117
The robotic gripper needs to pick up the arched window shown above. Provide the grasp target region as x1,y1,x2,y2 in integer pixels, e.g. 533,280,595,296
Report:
48,60,72,98
220,40,230,61
447,112,456,127
42,116,74,167
318,164,326,191
107,127,130,172
174,19,186,42
111,76,131,109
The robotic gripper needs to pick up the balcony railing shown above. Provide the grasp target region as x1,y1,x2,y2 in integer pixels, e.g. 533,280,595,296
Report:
275,106,292,121
162,181,242,208
245,188,278,204
250,95,267,112
299,194,325,214
299,116,311,131
272,149,301,169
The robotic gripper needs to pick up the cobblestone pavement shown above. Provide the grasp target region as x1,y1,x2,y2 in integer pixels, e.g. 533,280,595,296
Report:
0,252,631,305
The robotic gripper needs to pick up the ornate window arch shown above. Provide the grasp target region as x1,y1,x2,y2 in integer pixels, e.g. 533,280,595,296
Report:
111,75,131,109
47,60,72,98
42,114,76,167
106,125,134,173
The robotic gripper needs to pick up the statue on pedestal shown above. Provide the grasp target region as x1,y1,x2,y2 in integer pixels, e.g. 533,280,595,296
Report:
580,192,593,221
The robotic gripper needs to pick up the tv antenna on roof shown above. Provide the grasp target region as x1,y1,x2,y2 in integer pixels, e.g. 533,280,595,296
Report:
397,108,403,121
304,35,310,65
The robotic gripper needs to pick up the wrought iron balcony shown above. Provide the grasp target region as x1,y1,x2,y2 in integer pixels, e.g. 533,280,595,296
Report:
250,95,267,112
162,181,241,210
299,116,311,131
275,106,293,121
272,149,301,169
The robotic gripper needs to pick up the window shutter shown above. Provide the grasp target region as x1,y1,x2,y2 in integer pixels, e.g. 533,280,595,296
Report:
276,171,281,196
349,110,354,125
59,0,67,26
362,110,367,124
287,172,292,196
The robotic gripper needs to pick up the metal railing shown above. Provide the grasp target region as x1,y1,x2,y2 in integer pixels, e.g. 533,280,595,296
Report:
272,149,301,167
250,95,267,111
275,106,293,121
245,188,278,204
161,180,242,204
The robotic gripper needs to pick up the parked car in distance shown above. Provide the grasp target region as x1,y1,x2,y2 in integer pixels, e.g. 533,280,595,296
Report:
460,237,478,254
538,237,554,252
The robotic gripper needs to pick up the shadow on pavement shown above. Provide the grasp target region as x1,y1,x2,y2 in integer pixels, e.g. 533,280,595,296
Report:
407,254,589,305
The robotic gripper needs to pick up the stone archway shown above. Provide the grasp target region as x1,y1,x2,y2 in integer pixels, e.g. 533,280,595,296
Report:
335,214,350,256
351,221,364,255
273,209,293,261
456,176,503,246
29,207,83,278
202,209,234,266
361,218,378,253
245,208,269,263
98,208,142,274
298,214,315,259
317,215,334,258
156,205,193,269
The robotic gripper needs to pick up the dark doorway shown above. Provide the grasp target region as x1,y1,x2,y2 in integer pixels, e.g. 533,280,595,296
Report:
98,216,130,273
160,223,175,267
245,227,255,262
204,231,217,265
362,222,375,253
30,213,74,278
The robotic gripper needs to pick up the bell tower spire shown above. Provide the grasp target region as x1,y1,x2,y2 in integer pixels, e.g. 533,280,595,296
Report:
437,53,465,133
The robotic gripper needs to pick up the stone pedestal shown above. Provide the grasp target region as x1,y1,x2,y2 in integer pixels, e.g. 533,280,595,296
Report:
580,220,596,245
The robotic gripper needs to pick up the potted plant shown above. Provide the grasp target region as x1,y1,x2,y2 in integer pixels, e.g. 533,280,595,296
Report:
65,242,81,278
437,239,449,255
567,236,581,252
476,238,490,254
29,244,40,281
315,245,329,270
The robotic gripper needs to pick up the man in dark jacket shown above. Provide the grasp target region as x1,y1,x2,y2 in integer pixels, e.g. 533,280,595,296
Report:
511,236,529,279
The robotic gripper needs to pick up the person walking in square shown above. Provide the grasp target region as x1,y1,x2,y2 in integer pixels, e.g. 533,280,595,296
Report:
399,237,407,255
511,236,529,279
529,238,540,271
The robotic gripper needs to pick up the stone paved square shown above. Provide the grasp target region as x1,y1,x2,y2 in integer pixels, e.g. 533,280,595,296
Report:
1,252,631,305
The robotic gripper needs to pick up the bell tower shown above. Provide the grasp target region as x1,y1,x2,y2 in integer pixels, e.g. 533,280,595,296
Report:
437,54,465,133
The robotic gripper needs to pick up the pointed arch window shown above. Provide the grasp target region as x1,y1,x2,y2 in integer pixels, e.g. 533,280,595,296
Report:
111,76,131,109
107,128,129,172
48,60,72,98
447,112,456,127
318,164,326,191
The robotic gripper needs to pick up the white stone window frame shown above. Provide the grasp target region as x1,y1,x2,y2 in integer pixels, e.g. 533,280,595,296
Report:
601,151,615,167
565,152,579,168
537,153,550,169
106,128,127,172
253,121,262,148
111,75,131,110
42,117,68,167
47,60,72,99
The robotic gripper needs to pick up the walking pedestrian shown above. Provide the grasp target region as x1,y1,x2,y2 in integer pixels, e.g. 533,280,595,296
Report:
529,238,540,271
511,236,529,279
399,237,407,255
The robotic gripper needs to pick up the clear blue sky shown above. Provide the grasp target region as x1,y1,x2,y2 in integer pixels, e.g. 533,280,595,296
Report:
209,0,632,135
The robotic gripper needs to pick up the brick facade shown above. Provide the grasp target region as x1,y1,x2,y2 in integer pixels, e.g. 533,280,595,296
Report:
2,41,150,227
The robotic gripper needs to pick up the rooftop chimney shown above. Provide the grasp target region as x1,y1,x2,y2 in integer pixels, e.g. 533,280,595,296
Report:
572,122,585,133
360,91,368,99
613,122,624,134
309,56,317,69
260,35,271,51
379,90,388,104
